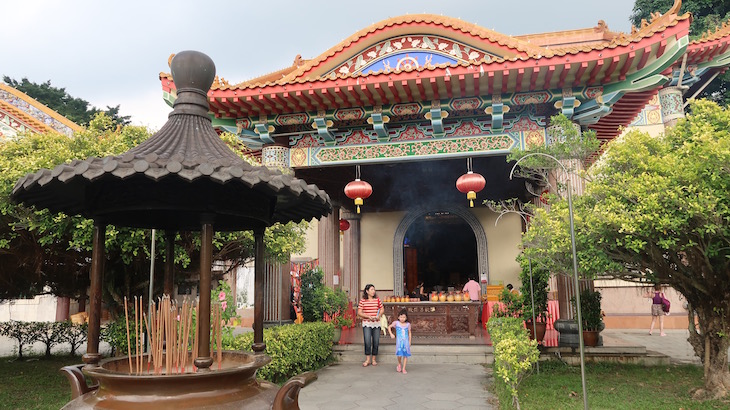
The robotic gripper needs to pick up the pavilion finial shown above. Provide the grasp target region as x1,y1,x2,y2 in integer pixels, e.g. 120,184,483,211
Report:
169,51,216,117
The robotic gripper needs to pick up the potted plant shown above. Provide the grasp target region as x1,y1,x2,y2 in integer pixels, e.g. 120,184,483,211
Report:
322,287,350,344
519,261,550,343
571,288,604,347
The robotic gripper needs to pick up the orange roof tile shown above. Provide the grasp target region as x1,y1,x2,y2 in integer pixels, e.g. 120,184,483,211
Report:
160,0,690,92
0,99,51,134
0,84,81,133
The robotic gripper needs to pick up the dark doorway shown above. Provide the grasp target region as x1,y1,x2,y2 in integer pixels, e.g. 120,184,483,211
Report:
403,211,477,295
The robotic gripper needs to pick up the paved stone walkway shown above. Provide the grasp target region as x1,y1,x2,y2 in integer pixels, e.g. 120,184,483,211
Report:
299,362,495,410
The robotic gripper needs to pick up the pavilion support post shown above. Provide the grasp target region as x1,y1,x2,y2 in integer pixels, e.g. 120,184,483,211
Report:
194,222,214,371
252,229,266,353
83,222,106,367
342,210,361,302
318,205,340,288
164,230,175,296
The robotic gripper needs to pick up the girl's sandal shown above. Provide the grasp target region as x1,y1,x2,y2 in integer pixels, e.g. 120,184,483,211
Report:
396,364,401,372
402,369,407,374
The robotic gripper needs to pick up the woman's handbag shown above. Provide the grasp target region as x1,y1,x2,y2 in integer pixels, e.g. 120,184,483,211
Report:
661,295,671,314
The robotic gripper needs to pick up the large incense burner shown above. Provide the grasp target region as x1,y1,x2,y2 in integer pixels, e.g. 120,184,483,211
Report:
61,352,315,409
11,50,331,409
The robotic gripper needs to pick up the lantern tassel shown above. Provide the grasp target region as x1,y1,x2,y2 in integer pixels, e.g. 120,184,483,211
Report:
469,199,474,208
357,205,361,213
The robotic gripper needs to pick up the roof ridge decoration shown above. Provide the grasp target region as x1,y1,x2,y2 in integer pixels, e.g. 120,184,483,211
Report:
0,99,52,135
159,1,689,93
0,83,81,135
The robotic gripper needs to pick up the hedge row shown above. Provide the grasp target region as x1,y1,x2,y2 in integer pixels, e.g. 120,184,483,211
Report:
0,320,88,359
487,316,539,409
223,322,334,383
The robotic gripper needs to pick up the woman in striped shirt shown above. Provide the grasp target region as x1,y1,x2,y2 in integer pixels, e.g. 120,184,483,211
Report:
357,284,383,366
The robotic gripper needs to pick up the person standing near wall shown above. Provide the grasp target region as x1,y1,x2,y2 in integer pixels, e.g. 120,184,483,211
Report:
357,284,383,366
646,284,667,336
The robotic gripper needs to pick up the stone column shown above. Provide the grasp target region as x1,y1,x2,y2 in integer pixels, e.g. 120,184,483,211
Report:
318,206,340,288
261,145,290,168
341,210,361,302
658,86,686,128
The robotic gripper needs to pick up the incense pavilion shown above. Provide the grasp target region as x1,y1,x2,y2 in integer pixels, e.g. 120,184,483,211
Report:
160,0,730,327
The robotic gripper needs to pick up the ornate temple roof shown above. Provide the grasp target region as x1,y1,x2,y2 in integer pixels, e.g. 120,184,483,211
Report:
0,84,81,138
157,0,730,143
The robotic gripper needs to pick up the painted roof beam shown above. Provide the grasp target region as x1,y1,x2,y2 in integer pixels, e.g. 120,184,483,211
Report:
424,106,448,137
573,90,622,125
312,117,335,145
367,111,390,141
485,96,509,133
254,123,275,144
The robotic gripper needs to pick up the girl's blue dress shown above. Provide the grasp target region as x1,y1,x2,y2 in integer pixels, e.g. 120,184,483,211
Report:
394,321,411,357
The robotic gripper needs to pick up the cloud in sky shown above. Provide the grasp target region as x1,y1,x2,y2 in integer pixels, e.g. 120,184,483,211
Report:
3,0,638,130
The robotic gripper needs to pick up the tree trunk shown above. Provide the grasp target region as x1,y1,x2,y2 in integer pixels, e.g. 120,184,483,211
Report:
687,303,730,399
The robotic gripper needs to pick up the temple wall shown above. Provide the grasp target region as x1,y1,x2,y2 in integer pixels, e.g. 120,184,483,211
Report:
292,219,320,261
361,211,407,291
471,208,522,287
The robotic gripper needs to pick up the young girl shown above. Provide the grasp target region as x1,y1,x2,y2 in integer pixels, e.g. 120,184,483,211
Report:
387,308,412,374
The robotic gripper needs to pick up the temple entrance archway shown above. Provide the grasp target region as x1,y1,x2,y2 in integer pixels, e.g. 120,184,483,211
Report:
393,205,488,296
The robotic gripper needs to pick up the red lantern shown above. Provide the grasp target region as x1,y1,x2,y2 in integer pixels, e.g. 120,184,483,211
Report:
339,219,350,231
344,166,372,214
456,159,486,208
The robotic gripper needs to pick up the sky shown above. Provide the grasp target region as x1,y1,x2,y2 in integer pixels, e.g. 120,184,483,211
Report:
3,0,639,130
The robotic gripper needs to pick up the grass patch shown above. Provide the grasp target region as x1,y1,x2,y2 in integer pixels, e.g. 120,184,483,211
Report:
0,355,81,410
495,361,730,409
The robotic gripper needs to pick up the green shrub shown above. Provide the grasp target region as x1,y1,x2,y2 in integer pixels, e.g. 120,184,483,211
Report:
0,321,39,359
60,322,87,357
488,316,538,410
487,316,527,345
494,336,539,409
300,268,325,322
101,314,137,357
518,262,550,324
223,322,333,383
571,289,603,331
492,288,523,319
31,321,67,357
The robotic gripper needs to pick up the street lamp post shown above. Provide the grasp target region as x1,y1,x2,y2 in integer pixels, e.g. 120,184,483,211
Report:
509,153,588,410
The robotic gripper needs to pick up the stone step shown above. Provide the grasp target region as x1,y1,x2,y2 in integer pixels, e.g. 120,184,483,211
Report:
334,344,493,365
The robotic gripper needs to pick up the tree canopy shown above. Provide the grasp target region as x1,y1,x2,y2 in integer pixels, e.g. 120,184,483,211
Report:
0,115,309,312
631,0,730,106
522,100,730,398
2,76,131,127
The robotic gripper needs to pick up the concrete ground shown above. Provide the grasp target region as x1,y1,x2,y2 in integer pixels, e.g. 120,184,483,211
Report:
298,361,495,410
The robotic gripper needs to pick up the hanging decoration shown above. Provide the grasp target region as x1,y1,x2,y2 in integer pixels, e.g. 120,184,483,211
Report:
456,158,486,208
344,165,373,214
339,219,350,232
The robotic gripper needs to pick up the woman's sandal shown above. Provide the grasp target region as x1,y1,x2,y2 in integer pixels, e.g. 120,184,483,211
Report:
371,360,378,366
362,361,370,367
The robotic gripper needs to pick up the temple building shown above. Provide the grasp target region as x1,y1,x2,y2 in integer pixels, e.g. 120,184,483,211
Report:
160,0,730,328
0,84,80,140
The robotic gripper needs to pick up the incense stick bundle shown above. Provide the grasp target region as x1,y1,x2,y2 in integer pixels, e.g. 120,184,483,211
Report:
192,303,198,372
124,297,133,374
216,302,222,369
135,296,140,375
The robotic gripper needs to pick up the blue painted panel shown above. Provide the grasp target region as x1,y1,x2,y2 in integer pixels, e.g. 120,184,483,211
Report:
360,52,458,74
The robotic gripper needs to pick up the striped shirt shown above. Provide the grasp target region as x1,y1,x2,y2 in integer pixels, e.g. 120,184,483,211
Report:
358,297,383,328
